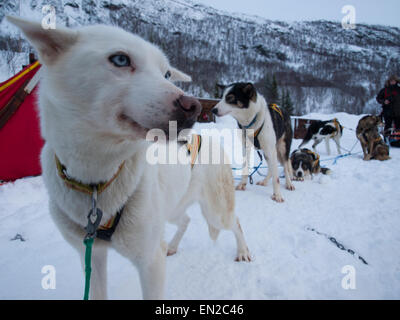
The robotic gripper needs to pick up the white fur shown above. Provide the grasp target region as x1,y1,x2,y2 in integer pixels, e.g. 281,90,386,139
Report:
8,16,251,300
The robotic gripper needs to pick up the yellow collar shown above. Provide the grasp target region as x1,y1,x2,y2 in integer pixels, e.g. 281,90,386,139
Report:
55,155,125,196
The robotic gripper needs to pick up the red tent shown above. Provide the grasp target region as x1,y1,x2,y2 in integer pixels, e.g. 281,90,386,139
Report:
0,61,44,182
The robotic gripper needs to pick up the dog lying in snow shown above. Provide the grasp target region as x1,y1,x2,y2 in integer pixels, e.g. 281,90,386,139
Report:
299,119,343,155
356,115,390,161
290,148,331,181
212,83,294,203
8,16,251,300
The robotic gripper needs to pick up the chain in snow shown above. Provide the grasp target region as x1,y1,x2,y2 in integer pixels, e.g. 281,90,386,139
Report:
305,226,368,265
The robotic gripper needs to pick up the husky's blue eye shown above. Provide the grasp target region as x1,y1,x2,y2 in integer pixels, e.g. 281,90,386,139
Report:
109,54,131,67
165,70,171,79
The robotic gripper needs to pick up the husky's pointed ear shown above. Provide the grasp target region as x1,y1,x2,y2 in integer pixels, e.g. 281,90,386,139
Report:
7,16,77,65
217,83,227,91
169,67,192,82
243,83,257,102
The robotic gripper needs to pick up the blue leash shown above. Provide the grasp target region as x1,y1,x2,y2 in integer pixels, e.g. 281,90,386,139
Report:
232,138,362,180
233,151,264,183
248,151,263,184
331,140,361,165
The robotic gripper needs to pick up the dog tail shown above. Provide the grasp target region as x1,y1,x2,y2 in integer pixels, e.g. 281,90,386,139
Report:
321,167,331,175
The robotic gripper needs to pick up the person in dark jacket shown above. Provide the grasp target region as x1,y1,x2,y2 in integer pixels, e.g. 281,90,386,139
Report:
376,75,400,133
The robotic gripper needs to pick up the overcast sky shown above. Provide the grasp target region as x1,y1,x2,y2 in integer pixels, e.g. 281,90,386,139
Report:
195,0,400,28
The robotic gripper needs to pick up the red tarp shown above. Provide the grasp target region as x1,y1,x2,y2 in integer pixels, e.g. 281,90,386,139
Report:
0,62,44,181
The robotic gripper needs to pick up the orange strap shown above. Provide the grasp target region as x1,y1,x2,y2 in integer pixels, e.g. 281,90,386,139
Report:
305,149,320,167
186,134,202,168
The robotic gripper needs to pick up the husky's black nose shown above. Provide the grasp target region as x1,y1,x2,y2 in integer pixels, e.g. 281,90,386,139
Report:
212,108,218,115
175,96,202,119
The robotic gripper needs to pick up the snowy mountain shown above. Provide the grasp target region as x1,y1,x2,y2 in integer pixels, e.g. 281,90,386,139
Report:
1,0,399,114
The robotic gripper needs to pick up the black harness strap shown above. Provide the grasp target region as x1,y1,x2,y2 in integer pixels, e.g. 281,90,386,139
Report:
96,206,125,241
238,121,265,150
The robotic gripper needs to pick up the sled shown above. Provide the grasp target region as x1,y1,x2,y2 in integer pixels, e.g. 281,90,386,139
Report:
197,98,218,123
292,117,319,139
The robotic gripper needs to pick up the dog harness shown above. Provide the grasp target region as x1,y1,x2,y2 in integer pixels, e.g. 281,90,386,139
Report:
269,103,284,119
331,118,341,138
237,104,284,150
55,155,125,241
238,119,264,150
303,149,320,168
186,134,202,168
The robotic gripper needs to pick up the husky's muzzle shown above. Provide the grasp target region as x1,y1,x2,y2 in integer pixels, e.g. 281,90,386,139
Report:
174,95,202,131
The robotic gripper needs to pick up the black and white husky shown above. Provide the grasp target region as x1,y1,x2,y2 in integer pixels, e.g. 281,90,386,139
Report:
212,83,294,203
299,119,343,155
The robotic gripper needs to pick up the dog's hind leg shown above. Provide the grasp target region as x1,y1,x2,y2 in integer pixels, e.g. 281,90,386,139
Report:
333,135,342,155
257,152,272,187
200,201,251,262
325,137,331,155
167,213,191,256
257,170,272,187
277,137,295,191
200,164,251,261
232,218,251,262
258,139,283,202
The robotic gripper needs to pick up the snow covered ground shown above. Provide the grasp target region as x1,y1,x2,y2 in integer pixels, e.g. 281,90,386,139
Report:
1,112,399,300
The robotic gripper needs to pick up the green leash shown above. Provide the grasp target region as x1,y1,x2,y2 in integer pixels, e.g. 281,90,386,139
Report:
83,237,94,300
83,187,103,300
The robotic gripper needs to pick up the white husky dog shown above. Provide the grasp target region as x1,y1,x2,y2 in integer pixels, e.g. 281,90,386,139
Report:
8,16,251,300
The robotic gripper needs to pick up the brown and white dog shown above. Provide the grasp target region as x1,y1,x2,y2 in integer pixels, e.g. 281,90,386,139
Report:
356,115,390,161
212,83,294,203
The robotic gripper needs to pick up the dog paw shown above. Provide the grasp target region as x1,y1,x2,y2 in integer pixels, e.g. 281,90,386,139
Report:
256,180,268,187
167,248,177,256
235,249,252,262
235,183,247,191
286,184,295,191
364,155,372,161
272,194,284,203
